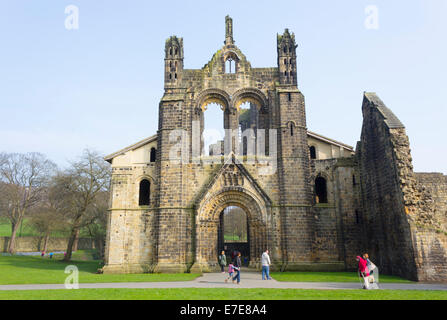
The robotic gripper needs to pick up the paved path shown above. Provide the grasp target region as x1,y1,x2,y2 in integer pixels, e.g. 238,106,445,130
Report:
1,272,447,291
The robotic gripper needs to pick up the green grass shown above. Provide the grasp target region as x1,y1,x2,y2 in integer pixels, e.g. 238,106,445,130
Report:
0,219,39,237
1,288,447,300
270,272,414,283
0,218,90,238
0,254,414,285
0,254,200,285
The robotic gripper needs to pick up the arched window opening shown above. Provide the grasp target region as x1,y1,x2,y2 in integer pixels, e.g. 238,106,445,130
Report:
175,47,178,55
150,147,156,162
283,46,287,54
309,146,317,159
238,102,258,157
175,73,177,79
225,58,236,74
169,73,172,80
315,177,328,204
289,58,292,65
169,61,172,68
139,179,151,206
288,92,291,101
284,58,287,65
352,174,357,186
203,102,225,156
175,61,177,68
169,48,172,56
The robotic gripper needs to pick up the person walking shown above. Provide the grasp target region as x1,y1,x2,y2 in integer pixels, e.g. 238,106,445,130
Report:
225,263,235,283
261,249,271,280
232,252,242,284
218,250,227,273
363,253,377,282
356,255,370,289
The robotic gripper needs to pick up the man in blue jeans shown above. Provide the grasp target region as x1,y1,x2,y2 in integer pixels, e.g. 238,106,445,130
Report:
261,249,271,280
232,252,242,284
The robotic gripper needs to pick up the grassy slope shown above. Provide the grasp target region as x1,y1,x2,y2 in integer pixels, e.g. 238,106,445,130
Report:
1,288,447,300
0,254,199,285
270,272,414,283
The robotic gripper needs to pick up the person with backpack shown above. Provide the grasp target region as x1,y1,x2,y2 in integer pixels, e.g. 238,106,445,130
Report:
218,250,227,273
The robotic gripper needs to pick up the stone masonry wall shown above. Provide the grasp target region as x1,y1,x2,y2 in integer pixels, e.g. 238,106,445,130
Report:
416,173,447,231
357,93,447,281
0,237,94,253
311,157,363,270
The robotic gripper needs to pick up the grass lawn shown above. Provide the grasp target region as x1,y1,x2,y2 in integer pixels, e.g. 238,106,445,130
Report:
1,288,447,300
271,272,414,283
0,218,90,237
0,253,415,285
0,254,200,285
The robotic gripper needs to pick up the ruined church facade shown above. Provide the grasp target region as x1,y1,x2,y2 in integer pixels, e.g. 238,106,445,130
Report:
103,17,447,281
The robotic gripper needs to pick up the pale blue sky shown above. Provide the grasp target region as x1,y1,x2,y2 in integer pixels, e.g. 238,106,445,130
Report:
0,0,446,173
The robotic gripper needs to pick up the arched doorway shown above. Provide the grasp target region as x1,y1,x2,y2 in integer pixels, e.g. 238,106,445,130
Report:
218,206,250,266
193,189,270,272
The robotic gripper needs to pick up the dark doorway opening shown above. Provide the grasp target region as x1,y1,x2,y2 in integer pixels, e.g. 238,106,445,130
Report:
218,206,250,266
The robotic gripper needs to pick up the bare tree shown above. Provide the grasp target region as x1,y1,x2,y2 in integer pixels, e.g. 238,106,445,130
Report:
57,149,110,261
86,190,109,259
0,152,56,253
28,180,70,252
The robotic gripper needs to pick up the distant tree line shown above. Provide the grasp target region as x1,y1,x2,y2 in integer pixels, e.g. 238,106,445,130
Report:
223,206,248,242
0,149,111,261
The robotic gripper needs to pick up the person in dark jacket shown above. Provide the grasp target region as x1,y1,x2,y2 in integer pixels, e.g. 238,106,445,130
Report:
218,251,227,273
232,252,242,284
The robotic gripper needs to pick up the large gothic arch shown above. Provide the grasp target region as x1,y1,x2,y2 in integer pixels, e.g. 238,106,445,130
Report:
232,87,268,113
197,88,231,112
192,186,271,272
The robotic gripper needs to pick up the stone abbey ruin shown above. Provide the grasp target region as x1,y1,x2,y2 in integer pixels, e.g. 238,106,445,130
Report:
103,16,447,282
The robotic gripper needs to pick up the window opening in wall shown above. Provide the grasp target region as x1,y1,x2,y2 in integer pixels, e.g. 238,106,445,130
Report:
139,179,151,206
315,177,328,204
309,146,316,159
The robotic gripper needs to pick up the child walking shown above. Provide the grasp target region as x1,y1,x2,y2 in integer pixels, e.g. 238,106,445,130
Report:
224,263,234,283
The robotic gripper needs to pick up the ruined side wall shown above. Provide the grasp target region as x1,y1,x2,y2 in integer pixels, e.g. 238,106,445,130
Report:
357,93,447,281
357,93,418,279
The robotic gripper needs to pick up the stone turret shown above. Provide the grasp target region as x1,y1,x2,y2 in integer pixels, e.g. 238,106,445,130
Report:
277,29,298,86
164,36,183,88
